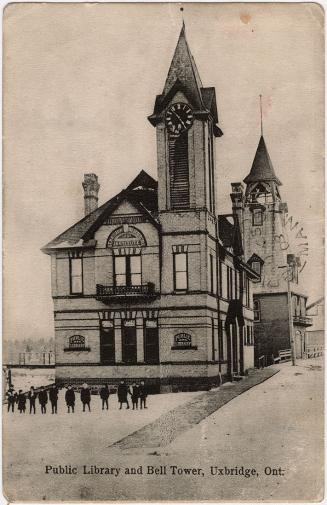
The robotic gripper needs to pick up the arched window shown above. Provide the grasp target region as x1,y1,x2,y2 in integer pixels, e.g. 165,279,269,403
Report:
253,300,261,322
69,335,85,349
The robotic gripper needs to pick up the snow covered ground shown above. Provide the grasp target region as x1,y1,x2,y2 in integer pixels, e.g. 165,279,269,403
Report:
8,368,55,392
3,358,324,502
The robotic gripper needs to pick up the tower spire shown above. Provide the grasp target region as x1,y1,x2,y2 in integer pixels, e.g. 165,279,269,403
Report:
260,94,263,136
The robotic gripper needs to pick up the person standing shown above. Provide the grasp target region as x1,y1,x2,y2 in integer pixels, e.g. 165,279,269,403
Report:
100,384,110,410
49,385,59,414
131,382,140,410
28,386,37,414
117,380,130,410
38,386,48,414
17,390,26,413
6,386,16,413
80,383,91,412
65,385,75,413
139,380,148,409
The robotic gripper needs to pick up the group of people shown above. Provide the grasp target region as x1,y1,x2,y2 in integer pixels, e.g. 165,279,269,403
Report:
5,380,148,414
6,385,59,414
117,380,148,410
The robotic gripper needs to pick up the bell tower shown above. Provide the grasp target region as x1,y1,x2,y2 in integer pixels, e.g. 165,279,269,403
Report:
148,24,223,215
232,134,292,292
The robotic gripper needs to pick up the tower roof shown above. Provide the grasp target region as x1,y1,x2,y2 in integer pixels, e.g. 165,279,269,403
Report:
243,136,282,186
148,24,222,136
163,24,204,109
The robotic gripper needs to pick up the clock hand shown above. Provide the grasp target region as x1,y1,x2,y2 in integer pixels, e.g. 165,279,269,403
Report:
172,110,187,129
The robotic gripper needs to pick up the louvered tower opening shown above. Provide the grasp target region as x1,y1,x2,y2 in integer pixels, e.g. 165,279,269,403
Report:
169,132,189,209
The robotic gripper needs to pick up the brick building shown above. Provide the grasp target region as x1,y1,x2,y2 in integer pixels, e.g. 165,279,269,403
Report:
42,26,259,391
231,136,312,364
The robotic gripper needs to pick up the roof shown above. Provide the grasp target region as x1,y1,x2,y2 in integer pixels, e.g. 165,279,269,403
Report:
243,136,282,186
306,297,324,311
42,170,158,253
148,25,222,135
163,24,204,110
218,214,243,257
247,253,264,265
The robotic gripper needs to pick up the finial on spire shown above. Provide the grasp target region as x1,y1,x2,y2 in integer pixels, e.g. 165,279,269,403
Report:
180,6,185,29
259,94,263,136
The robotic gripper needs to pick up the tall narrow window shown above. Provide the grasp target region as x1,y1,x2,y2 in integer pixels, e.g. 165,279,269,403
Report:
122,320,137,364
254,300,261,321
70,256,83,294
100,321,115,364
218,319,224,360
173,252,188,291
209,255,214,294
252,209,263,226
169,132,189,209
145,320,159,364
220,263,228,299
114,255,142,287
114,256,126,286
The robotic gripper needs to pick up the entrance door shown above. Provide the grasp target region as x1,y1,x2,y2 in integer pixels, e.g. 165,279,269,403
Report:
122,321,137,364
100,322,115,364
145,323,159,364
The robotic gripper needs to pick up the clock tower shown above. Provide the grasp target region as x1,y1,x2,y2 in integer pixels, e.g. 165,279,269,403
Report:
148,24,222,215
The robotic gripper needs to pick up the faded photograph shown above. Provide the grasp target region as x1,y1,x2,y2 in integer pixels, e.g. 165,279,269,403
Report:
3,3,324,502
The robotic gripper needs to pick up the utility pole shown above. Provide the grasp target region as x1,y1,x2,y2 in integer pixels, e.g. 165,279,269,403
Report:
279,255,296,366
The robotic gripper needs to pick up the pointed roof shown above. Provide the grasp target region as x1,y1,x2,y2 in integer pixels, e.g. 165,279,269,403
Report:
163,24,204,109
243,136,282,186
148,25,222,135
42,170,159,253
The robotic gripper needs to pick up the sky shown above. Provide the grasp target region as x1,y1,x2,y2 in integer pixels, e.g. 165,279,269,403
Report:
3,3,324,341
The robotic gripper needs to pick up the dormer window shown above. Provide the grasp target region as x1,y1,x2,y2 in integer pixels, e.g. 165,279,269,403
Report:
252,208,263,226
251,261,262,277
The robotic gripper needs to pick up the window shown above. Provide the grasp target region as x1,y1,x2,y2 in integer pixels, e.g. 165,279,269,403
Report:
251,261,262,277
254,300,261,322
122,320,137,364
220,262,228,299
145,320,159,364
209,254,217,295
218,319,224,360
69,335,85,349
100,321,115,364
227,267,234,299
252,208,263,226
114,255,141,287
169,132,189,209
70,256,83,294
173,252,188,290
172,332,196,349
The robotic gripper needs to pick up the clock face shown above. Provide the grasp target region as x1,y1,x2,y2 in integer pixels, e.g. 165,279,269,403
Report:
166,103,193,135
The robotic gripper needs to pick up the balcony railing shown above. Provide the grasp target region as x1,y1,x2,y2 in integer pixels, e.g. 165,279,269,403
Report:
96,282,158,303
293,315,313,326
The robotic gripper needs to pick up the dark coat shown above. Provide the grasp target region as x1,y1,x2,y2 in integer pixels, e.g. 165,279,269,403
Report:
65,389,75,406
131,385,140,400
28,391,37,403
80,388,91,404
100,386,109,400
139,385,147,399
38,390,48,405
17,393,26,409
49,387,59,402
6,390,16,404
117,383,130,402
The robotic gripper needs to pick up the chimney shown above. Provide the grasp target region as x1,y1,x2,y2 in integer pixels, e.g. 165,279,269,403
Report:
230,182,244,223
82,173,100,216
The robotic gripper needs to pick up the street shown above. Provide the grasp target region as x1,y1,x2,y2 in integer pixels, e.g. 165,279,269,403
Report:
3,358,323,502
